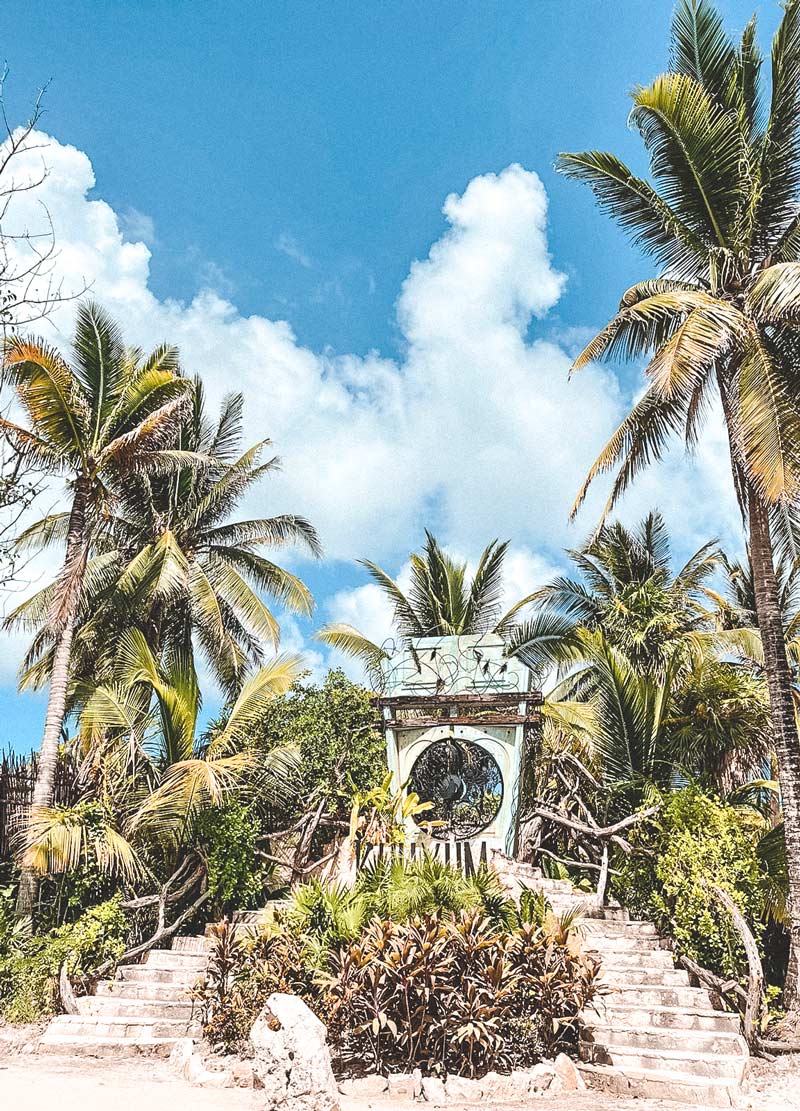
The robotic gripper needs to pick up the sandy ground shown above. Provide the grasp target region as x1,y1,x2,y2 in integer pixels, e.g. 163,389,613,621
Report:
0,1039,799,1111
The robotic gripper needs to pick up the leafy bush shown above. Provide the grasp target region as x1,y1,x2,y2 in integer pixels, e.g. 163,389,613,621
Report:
250,669,386,807
197,802,268,913
0,891,128,1023
196,864,600,1073
325,909,598,1076
615,787,766,980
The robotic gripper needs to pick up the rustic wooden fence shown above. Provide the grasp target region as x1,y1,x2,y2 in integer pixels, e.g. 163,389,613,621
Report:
0,750,80,860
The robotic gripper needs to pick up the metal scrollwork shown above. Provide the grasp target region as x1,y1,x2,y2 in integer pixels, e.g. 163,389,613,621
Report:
408,738,504,840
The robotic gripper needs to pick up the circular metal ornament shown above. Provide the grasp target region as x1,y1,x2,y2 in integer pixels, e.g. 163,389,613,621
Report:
407,737,503,840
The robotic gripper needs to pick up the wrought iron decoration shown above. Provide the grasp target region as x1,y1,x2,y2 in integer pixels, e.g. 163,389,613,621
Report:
408,736,503,840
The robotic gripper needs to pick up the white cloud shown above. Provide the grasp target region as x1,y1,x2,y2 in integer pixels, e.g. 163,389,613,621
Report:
0,131,747,694
274,231,313,269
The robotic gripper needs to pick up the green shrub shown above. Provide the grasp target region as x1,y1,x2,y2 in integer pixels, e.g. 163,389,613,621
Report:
325,910,598,1076
197,866,599,1073
0,892,128,1023
197,802,267,913
615,787,765,981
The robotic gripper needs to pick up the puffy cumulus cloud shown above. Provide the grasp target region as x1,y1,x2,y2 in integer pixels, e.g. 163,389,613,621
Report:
0,132,746,704
3,138,625,565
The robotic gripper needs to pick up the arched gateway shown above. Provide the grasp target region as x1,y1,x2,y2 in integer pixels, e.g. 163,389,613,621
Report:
373,633,542,871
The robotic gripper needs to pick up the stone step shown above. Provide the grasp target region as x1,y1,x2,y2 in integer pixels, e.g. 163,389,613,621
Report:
78,996,197,1020
578,1063,738,1108
581,1022,747,1056
584,1001,741,1033
582,920,658,938
37,1033,184,1058
172,935,212,954
47,1014,201,1039
601,984,716,1008
598,966,689,987
116,965,205,985
143,950,209,971
591,948,674,969
585,934,669,952
579,1042,748,1082
96,979,193,1002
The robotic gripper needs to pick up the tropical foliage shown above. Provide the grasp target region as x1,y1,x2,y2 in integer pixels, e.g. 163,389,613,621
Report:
317,531,537,684
557,0,800,1003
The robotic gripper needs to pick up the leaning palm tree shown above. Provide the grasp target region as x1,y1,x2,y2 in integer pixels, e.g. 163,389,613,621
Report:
23,631,302,889
317,531,535,684
557,0,800,1003
10,381,321,697
1,302,193,915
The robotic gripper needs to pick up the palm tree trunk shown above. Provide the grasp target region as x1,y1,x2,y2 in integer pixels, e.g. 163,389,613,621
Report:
748,495,800,1006
15,474,90,919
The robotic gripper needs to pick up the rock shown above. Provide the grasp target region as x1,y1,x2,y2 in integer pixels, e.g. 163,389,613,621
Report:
421,1076,446,1104
480,1072,535,1101
443,1075,483,1102
231,1059,257,1088
338,1076,389,1098
553,1054,584,1092
528,1062,556,1092
186,1051,235,1088
385,1070,422,1099
169,1038,194,1077
250,993,340,1111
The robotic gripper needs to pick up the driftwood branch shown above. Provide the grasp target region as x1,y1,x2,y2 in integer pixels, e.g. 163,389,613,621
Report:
58,960,79,1014
712,885,765,1052
534,804,661,840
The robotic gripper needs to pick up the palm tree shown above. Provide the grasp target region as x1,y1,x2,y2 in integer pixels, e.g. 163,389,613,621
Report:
1,302,193,916
317,531,535,684
557,0,800,1002
10,381,321,697
508,511,722,677
24,630,302,886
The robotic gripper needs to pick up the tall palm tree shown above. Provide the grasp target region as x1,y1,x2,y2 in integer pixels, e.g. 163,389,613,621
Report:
1,303,193,915
317,531,535,684
557,0,800,1003
10,381,321,697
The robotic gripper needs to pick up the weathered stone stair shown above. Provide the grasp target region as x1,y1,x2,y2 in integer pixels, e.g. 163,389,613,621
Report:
525,873,749,1107
38,935,211,1057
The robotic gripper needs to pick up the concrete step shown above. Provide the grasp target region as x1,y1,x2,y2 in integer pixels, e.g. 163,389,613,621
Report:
172,935,211,954
116,965,205,985
585,934,669,952
579,1063,738,1108
582,920,658,938
37,1033,184,1058
584,1001,741,1034
143,950,209,971
78,996,197,1020
598,966,689,987
601,984,716,1008
581,1022,747,1056
590,948,674,969
47,1014,201,1039
579,1042,748,1082
96,979,193,1002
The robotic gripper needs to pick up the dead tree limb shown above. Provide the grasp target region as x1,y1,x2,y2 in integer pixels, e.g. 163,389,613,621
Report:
712,885,765,1052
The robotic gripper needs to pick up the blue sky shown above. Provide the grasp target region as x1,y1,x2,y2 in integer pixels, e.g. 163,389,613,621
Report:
0,0,783,751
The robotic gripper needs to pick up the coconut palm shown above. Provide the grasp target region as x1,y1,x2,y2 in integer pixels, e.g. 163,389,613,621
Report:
0,302,194,915
508,511,723,678
10,380,322,698
317,531,535,684
23,631,303,882
557,0,800,1001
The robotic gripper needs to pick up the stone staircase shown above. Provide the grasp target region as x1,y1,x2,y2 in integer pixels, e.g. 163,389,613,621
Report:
38,935,211,1057
527,873,750,1108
